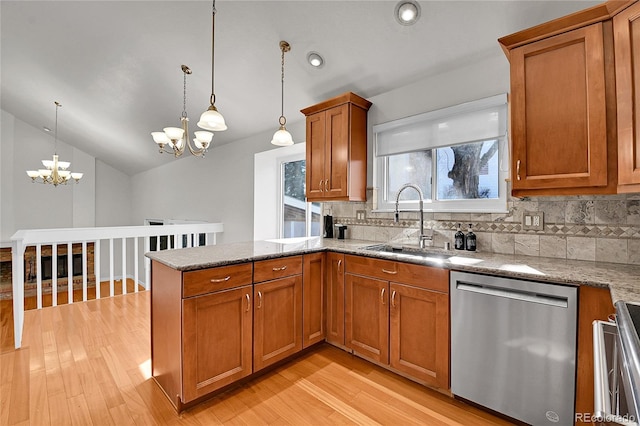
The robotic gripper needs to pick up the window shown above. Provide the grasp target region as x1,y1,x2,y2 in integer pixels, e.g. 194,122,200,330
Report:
282,159,321,238
374,94,508,212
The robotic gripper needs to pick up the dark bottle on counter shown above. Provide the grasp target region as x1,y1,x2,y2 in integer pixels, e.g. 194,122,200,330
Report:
454,223,465,250
465,223,476,251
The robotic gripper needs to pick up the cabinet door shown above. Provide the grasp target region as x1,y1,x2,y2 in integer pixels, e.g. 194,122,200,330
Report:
615,2,640,186
345,274,389,364
325,104,350,198
325,252,345,347
182,285,253,402
389,283,449,389
303,253,325,348
306,111,327,199
254,276,303,371
510,24,608,192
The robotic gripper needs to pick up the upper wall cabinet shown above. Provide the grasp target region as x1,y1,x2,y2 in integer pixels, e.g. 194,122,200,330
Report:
615,1,640,186
499,0,640,196
301,92,372,202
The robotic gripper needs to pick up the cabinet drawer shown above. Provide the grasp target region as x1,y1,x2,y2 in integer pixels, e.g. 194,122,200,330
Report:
254,256,302,283
345,255,449,293
183,263,253,298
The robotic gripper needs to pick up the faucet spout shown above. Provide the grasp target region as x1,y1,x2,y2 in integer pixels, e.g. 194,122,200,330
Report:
394,183,428,248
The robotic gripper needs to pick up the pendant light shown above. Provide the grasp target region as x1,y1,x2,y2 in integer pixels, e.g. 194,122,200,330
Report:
26,101,83,186
271,40,293,146
151,65,214,157
197,0,227,131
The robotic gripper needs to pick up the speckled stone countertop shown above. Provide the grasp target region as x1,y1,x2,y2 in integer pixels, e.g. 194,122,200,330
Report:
146,237,640,304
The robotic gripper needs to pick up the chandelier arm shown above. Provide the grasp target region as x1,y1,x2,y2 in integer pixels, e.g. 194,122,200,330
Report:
184,117,207,157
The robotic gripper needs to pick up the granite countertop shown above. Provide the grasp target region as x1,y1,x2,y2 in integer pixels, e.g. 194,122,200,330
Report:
146,237,640,305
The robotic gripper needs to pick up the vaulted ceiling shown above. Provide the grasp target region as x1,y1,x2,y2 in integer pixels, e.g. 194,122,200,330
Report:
1,1,597,176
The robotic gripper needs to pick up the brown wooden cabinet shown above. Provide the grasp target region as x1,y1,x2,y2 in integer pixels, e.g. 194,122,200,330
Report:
325,252,345,347
301,92,371,202
344,255,450,389
303,253,325,348
253,256,303,372
345,272,390,364
615,1,640,187
151,260,254,408
389,282,449,389
499,0,640,196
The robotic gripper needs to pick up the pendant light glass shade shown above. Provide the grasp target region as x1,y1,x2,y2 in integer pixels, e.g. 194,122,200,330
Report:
197,107,227,131
271,41,293,146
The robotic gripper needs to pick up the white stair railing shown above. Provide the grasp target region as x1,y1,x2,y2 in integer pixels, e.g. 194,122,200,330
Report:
10,223,223,348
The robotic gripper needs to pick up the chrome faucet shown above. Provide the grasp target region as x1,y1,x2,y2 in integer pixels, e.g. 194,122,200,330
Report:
394,183,429,249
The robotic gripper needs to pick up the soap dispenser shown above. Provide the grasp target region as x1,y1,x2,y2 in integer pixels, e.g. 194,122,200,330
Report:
465,223,476,251
454,223,465,250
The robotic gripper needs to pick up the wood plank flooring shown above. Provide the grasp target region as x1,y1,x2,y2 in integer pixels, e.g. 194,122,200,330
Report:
0,290,514,425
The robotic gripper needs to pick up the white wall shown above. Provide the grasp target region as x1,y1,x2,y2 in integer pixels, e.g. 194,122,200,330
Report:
0,109,133,242
131,121,306,244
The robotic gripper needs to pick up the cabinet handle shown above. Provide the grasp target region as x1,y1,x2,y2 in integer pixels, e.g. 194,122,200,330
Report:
391,290,397,308
382,269,397,275
319,179,324,192
210,276,231,283
257,291,263,309
516,159,521,181
381,287,386,305
337,259,342,272
324,179,329,192
272,265,287,272
245,294,250,312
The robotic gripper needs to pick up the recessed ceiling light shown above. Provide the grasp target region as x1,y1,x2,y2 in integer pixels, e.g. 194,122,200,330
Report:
43,126,51,132
307,52,324,68
395,0,421,25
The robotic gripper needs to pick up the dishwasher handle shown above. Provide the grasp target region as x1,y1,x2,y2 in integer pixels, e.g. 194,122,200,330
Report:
593,320,615,422
456,282,568,308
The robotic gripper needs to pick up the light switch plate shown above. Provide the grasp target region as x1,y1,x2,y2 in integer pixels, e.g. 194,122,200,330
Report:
522,210,544,231
356,210,366,221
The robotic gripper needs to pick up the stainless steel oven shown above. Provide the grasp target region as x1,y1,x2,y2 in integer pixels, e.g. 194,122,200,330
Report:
593,301,640,426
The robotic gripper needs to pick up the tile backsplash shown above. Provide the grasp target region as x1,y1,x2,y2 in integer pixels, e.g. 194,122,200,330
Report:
322,187,640,265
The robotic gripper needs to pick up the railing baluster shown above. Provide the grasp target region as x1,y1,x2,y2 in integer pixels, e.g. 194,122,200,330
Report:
95,240,101,300
145,236,151,291
122,238,127,295
134,237,139,293
67,242,73,304
109,238,114,297
36,244,42,309
82,241,88,302
52,243,58,307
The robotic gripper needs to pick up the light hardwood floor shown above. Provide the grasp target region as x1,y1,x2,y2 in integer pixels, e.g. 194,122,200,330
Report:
1,290,514,425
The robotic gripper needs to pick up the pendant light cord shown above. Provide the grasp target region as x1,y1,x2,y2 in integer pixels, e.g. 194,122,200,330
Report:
210,0,216,106
182,68,188,119
54,101,61,155
280,45,285,120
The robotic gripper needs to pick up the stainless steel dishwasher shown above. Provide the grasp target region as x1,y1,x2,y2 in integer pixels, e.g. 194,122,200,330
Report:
450,271,578,425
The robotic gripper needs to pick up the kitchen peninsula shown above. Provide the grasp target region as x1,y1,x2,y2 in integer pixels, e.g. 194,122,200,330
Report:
147,237,640,418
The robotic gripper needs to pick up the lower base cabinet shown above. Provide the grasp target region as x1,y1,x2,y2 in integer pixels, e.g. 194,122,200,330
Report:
344,255,450,390
183,284,253,402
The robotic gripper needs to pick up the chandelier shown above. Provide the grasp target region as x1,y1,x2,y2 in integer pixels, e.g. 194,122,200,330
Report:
151,65,213,157
26,101,83,186
197,0,227,132
271,41,293,146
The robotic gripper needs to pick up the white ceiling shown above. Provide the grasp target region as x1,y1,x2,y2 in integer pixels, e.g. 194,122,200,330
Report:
1,0,598,176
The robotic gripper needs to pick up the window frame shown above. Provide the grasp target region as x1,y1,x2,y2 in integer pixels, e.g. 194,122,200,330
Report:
277,154,321,239
373,95,509,213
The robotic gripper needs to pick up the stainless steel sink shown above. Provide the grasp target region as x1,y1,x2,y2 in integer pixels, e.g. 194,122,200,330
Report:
362,244,452,260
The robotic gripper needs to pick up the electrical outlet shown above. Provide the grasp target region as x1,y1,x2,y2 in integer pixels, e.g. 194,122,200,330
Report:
522,211,544,231
356,210,366,221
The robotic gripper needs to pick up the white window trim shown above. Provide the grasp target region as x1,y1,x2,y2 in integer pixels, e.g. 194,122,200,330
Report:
373,95,509,213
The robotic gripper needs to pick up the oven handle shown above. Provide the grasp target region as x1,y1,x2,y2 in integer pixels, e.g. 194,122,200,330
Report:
593,320,614,421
